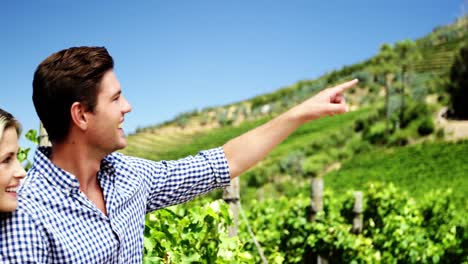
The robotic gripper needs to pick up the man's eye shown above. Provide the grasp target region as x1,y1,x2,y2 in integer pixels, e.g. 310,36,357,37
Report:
1,157,12,164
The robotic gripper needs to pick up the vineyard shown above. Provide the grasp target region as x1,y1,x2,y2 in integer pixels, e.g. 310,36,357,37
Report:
117,16,468,263
142,178,467,263
14,16,466,263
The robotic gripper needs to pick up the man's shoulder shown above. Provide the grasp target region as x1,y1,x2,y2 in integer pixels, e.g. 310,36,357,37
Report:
105,151,134,166
107,151,160,170
0,201,43,241
18,170,60,213
20,166,50,190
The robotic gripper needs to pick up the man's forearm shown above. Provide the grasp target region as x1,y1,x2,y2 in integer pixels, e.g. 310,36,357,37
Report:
223,106,306,178
222,79,358,178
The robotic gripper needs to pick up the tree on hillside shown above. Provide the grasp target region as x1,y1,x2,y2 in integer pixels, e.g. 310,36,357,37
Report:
448,46,468,118
371,43,398,134
394,39,422,129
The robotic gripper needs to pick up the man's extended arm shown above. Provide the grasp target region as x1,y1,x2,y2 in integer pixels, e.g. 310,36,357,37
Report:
224,79,358,178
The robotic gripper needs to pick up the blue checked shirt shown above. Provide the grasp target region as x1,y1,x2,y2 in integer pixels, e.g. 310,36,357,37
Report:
0,146,230,263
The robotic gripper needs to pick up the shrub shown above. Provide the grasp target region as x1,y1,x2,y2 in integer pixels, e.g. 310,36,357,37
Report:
144,200,252,263
435,128,445,139
279,151,306,176
239,183,467,263
364,121,387,145
216,109,233,126
388,130,410,146
402,101,430,128
302,154,332,177
418,117,435,136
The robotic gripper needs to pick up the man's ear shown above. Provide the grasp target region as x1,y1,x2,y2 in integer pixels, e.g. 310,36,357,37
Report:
70,102,89,131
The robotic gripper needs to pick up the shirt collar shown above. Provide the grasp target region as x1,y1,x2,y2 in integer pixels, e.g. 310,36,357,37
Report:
33,147,116,192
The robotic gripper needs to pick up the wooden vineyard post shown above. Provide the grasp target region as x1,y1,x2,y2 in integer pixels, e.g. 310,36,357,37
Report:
309,177,328,264
310,177,324,222
223,177,240,237
352,191,363,234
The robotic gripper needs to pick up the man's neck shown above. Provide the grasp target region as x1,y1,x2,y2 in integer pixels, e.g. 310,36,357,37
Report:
50,140,106,192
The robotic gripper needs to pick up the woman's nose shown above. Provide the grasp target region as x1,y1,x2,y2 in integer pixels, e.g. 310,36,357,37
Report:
14,158,26,178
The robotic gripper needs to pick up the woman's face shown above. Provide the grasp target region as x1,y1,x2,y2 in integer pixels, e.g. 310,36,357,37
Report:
0,126,26,212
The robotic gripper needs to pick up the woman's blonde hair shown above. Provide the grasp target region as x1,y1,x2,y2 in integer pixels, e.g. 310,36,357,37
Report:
0,108,22,141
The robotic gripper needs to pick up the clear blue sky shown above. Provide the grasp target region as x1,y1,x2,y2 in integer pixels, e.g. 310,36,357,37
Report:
1,0,465,155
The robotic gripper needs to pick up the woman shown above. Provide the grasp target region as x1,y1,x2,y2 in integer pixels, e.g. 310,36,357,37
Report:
0,108,26,212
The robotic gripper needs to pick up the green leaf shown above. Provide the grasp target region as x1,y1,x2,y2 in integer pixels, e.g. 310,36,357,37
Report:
25,129,39,144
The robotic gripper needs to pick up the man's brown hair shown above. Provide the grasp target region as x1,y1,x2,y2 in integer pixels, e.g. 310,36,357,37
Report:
32,46,114,143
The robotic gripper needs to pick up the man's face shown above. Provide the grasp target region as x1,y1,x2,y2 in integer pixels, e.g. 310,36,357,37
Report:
86,70,132,155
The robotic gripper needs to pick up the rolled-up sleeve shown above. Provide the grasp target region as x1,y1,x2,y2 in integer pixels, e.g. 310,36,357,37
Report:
127,147,231,213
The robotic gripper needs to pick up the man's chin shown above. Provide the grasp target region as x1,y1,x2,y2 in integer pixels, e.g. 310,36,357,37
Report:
110,140,127,153
117,140,128,150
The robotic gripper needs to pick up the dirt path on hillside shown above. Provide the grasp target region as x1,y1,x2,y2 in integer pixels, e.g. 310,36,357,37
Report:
436,107,468,140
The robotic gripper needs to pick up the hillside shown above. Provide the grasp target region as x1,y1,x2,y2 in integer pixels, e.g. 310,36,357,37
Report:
126,17,468,262
121,16,467,202
325,140,468,208
125,16,466,139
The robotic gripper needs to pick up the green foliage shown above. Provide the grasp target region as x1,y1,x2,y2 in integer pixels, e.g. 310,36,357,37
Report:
174,110,199,128
176,116,189,128
279,151,305,176
387,129,410,146
143,200,252,263
352,71,372,86
17,147,30,165
302,154,332,177
359,99,434,146
395,39,422,71
325,140,468,210
199,113,210,126
127,17,468,262
18,129,40,170
124,117,268,161
216,109,233,127
447,45,468,118
124,107,369,168
238,183,466,263
366,82,380,95
372,43,399,76
362,183,462,263
244,165,277,188
364,121,387,145
344,135,372,156
417,117,435,136
435,128,445,139
409,73,431,101
25,129,40,144
326,61,369,85
354,108,381,133
401,100,430,128
250,86,295,111
419,190,468,262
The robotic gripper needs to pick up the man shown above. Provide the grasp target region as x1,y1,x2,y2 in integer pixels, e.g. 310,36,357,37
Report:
0,46,357,263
